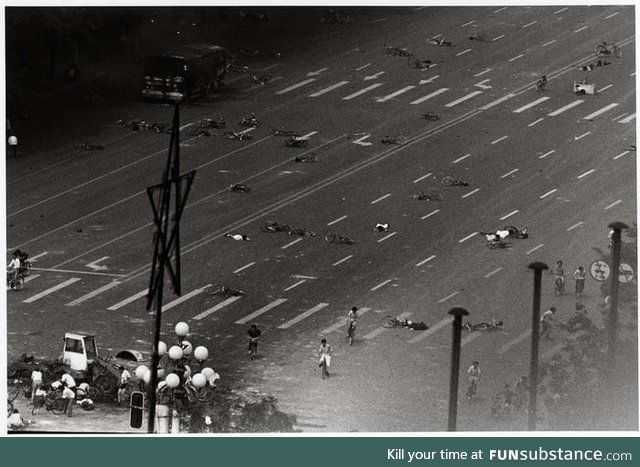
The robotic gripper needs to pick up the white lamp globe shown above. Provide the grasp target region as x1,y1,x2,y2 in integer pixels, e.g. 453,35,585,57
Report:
168,345,183,360
157,368,165,379
201,367,214,379
194,346,209,361
158,341,168,356
135,365,149,379
192,373,207,388
175,322,189,337
181,340,193,356
183,365,192,379
143,370,151,384
166,373,180,388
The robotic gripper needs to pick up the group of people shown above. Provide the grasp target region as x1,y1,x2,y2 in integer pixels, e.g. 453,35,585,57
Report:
552,260,587,298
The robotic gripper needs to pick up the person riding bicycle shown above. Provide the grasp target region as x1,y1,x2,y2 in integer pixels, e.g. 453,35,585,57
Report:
467,361,481,384
247,324,261,355
497,384,516,409
7,250,22,283
225,233,251,241
318,339,333,375
347,306,358,334
537,75,547,90
553,260,565,291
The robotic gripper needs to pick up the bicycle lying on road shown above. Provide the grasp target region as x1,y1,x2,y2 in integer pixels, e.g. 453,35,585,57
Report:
595,41,622,58
262,220,294,233
228,183,252,193
440,175,469,186
224,131,253,141
427,37,455,47
294,153,318,163
410,192,443,201
384,45,413,57
239,114,261,127
324,231,356,245
78,143,104,150
463,319,504,332
198,117,226,129
252,74,272,86
205,285,245,298
408,57,433,70
422,112,440,122
270,126,300,137
380,315,429,330
381,135,408,145
284,137,308,148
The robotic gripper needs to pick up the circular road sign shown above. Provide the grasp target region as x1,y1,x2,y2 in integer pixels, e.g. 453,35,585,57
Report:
619,263,635,283
590,260,610,282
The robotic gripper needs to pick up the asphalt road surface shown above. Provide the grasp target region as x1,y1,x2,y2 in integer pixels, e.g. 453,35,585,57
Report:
6,6,636,432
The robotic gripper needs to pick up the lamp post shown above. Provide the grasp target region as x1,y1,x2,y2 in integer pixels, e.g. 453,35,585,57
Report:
447,307,469,431
607,221,628,377
527,261,548,431
137,321,215,433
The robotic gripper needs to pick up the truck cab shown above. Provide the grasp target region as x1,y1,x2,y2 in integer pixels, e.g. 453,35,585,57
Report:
62,332,98,372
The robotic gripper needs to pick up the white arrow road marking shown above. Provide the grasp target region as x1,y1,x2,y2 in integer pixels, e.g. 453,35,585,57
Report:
343,83,383,100
351,134,373,146
410,88,449,104
419,75,440,85
86,256,109,271
275,78,316,95
278,303,330,329
23,278,81,303
376,86,416,102
619,114,636,123
475,79,492,89
235,299,287,325
307,67,328,76
364,71,385,80
308,81,350,97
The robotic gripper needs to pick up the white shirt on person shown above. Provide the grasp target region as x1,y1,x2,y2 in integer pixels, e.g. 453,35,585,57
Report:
60,373,76,388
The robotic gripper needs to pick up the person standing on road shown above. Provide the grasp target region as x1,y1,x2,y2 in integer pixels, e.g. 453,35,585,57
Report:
574,266,586,298
247,324,262,356
467,361,481,386
540,307,556,339
7,250,22,284
7,134,18,157
318,339,333,376
118,367,132,404
30,368,43,402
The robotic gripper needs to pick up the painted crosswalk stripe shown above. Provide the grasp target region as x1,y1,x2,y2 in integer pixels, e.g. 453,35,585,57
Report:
462,188,479,198
459,232,478,243
577,169,595,179
554,7,568,14
327,215,348,226
275,78,316,95
619,114,636,123
66,281,121,306
474,68,492,77
371,193,391,204
500,168,519,178
605,12,620,19
365,312,413,340
567,221,584,231
492,35,505,41
410,88,449,104
413,172,432,183
493,7,507,13
24,274,40,283
513,97,550,113
540,189,557,199
149,287,207,315
107,289,148,311
321,307,372,334
461,20,476,27
499,330,531,354
491,135,508,145
28,252,48,262
343,83,383,100
508,54,524,62
308,81,350,97
597,84,613,93
453,153,472,163
416,255,436,267
526,244,544,255
282,238,303,249
528,118,544,127
548,100,583,116
445,91,483,107
500,210,519,220
613,151,630,160
523,21,537,28
23,278,81,303
193,296,243,321
438,292,459,303
408,317,453,344
484,267,503,278
542,40,557,47
574,132,591,140
233,262,255,274
574,26,588,33
332,255,353,266
420,209,439,220
538,149,556,159
277,303,330,329
377,232,397,243
481,93,515,110
376,86,416,102
235,298,288,324
583,103,619,120
370,279,392,291
456,48,472,57
284,280,306,291
605,200,622,210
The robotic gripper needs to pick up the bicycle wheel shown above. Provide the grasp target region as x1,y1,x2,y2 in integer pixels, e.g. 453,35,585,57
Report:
395,135,408,145
52,398,67,415
8,400,13,418
7,384,21,401
12,276,24,290
261,223,277,233
613,46,622,58
595,44,607,56
321,360,328,380
440,176,454,186
198,388,215,403
324,230,338,243
407,57,420,69
22,262,31,276
381,315,397,328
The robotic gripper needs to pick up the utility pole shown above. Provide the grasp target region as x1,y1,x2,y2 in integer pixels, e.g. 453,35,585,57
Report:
145,104,196,434
447,307,469,431
527,262,548,431
607,221,628,377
